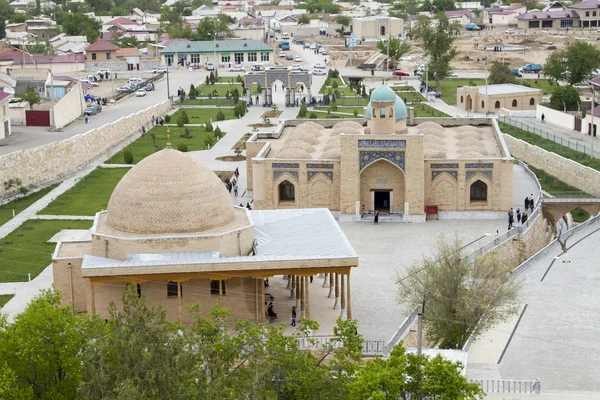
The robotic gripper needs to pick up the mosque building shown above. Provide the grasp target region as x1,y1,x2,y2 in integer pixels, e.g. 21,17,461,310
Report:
52,148,358,325
246,84,514,221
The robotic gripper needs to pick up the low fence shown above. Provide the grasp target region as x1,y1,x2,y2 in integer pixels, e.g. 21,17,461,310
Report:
470,379,541,394
297,335,387,356
114,72,165,101
499,115,600,158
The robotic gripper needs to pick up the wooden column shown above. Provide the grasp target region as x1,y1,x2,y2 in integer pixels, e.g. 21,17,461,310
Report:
295,275,300,308
305,276,310,319
334,273,339,309
177,281,182,324
291,274,296,299
322,273,328,288
255,279,260,322
340,273,346,318
347,273,352,320
218,280,223,307
90,283,96,315
259,278,266,324
328,272,334,298
300,276,305,317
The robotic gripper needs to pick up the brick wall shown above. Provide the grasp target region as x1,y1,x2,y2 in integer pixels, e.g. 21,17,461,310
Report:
0,100,171,198
504,134,600,197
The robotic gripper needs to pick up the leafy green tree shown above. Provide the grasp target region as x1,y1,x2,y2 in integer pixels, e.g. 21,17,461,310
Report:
397,235,521,349
9,13,28,23
298,13,310,24
543,50,567,84
335,15,351,35
389,0,420,19
565,41,600,85
550,85,580,111
376,37,412,67
298,103,308,117
62,13,101,43
0,0,13,22
0,20,5,40
489,61,518,85
0,363,34,400
413,14,460,93
0,289,102,399
349,343,483,399
16,89,40,110
433,0,456,11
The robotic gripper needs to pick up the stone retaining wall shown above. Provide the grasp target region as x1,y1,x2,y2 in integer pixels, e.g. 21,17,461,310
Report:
85,60,161,72
0,100,171,198
504,134,600,197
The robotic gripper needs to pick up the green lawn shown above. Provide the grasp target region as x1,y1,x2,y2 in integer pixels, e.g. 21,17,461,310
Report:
314,106,364,116
216,76,242,83
171,107,237,124
39,168,128,216
0,219,93,282
299,111,359,119
0,184,58,226
0,294,14,308
107,126,217,164
412,104,450,117
335,97,369,107
321,86,358,97
395,91,426,103
499,122,600,172
180,98,236,106
196,84,243,97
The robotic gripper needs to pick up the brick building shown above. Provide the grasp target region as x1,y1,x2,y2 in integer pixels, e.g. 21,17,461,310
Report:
456,84,542,113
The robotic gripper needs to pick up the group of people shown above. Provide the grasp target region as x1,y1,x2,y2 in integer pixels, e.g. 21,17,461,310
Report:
508,194,536,230
151,115,164,126
224,168,241,197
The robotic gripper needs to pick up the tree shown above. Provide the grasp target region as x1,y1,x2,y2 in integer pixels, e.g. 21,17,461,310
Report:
335,15,351,35
433,0,456,11
412,14,459,93
62,13,101,43
489,61,517,85
389,0,419,20
0,20,5,40
349,343,483,399
376,37,411,67
298,13,310,24
397,235,521,349
16,89,40,110
542,50,567,84
298,103,307,117
565,41,600,85
550,85,580,111
0,289,102,399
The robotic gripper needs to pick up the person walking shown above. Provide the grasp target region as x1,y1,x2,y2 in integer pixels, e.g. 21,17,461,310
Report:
508,208,514,230
374,211,379,224
233,183,238,197
516,208,521,224
541,113,545,123
524,196,529,211
530,194,534,212
84,114,89,124
291,306,297,327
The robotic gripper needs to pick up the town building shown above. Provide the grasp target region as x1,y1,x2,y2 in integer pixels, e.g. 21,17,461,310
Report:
352,16,404,40
161,40,274,67
246,84,514,221
456,84,542,114
0,92,13,139
569,0,600,27
52,148,358,325
483,5,526,26
516,9,579,29
10,68,51,98
84,40,120,63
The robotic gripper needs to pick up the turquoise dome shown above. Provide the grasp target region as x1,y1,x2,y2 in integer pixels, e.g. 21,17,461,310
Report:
365,101,372,119
370,84,396,102
394,95,407,120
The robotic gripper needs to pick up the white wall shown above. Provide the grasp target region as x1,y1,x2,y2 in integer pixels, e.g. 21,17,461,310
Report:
535,104,575,131
52,81,86,129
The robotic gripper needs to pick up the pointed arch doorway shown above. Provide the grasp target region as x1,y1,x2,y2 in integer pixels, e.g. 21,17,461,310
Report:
360,159,405,214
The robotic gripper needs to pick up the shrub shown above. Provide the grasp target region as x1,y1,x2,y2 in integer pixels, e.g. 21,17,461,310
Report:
181,128,191,138
182,110,189,124
206,122,213,132
214,126,222,137
176,113,185,127
310,112,318,118
205,76,210,85
204,136,215,148
209,71,215,85
216,110,226,121
332,80,339,89
164,115,171,123
298,103,307,117
124,150,134,164
353,109,358,117
177,143,189,152
18,186,29,194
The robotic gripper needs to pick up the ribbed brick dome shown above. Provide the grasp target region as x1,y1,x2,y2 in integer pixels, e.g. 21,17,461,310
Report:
106,148,234,234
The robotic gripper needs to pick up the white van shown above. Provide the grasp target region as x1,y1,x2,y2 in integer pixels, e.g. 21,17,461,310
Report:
206,62,215,71
281,32,290,40
128,78,144,85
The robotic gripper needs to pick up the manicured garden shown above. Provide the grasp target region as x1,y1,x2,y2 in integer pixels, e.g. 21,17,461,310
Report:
180,98,237,106
314,106,364,116
195,83,243,97
499,122,600,172
0,219,93,282
107,126,218,164
39,168,128,216
412,104,450,117
298,111,359,119
170,107,237,124
0,294,14,308
0,184,58,226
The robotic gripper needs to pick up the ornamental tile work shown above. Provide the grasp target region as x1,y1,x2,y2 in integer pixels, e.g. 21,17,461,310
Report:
359,151,405,171
306,163,334,169
272,163,300,169
273,170,299,181
465,163,494,169
308,171,333,181
432,171,458,181
466,171,493,182
430,163,459,169
358,139,406,148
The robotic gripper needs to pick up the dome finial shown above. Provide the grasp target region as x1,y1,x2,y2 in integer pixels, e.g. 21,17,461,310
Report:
166,127,171,148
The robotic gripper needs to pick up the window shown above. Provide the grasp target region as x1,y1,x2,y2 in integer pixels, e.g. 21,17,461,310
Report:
460,95,464,103
594,11,597,16
372,108,376,118
380,26,386,35
561,19,573,27
495,100,500,109
190,53,200,64
221,54,230,63
278,180,295,201
91,53,97,60
380,108,385,117
470,180,488,202
261,52,269,61
389,108,393,117
512,99,518,107
210,280,226,295
234,52,244,63
529,97,535,105
529,21,539,28
165,54,174,65
481,100,485,109
126,283,142,297
167,281,182,297
106,52,111,60
586,11,590,16
248,52,257,62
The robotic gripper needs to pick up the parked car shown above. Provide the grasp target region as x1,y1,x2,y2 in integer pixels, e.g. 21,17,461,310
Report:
286,54,294,60
96,69,111,75
312,69,326,75
79,78,99,87
314,63,326,69
309,44,316,50
505,29,515,34
118,85,134,92
128,77,144,85
289,64,302,71
427,91,441,98
279,52,286,58
146,83,154,91
229,64,244,72
304,43,310,48
393,70,409,77
84,106,98,116
295,56,302,62
136,89,146,97
448,71,458,77
319,48,327,55
152,68,168,73
206,62,215,71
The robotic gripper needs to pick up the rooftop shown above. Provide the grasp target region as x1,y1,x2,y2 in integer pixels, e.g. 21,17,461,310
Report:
85,40,119,52
471,83,542,95
517,10,578,19
569,0,600,8
161,39,273,54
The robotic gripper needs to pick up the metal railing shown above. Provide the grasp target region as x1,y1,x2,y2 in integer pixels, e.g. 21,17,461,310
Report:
545,191,596,199
499,115,599,158
544,196,600,202
470,379,541,394
114,72,165,101
297,336,387,356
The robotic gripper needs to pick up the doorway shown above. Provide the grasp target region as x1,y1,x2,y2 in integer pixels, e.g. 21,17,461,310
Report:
374,191,390,213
